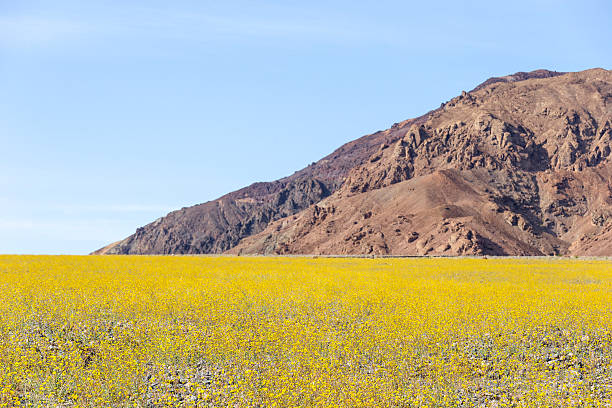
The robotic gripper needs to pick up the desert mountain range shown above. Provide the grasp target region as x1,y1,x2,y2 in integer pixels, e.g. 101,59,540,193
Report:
95,68,612,256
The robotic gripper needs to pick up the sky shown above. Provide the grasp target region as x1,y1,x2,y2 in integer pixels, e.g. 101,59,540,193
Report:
1,0,611,254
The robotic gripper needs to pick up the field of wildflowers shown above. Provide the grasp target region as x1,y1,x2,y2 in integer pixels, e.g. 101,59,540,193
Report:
0,255,611,407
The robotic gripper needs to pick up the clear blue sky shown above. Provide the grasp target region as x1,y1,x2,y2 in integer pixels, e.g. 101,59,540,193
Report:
1,0,610,254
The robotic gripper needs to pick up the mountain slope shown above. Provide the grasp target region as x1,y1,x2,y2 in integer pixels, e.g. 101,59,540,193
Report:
229,68,612,256
94,68,611,256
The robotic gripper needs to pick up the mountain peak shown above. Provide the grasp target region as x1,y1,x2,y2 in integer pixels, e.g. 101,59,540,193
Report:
470,69,566,92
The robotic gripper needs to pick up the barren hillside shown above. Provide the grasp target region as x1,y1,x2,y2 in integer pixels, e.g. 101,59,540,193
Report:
95,69,612,256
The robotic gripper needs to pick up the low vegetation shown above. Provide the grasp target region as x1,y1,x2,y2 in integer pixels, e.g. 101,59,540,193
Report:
0,255,611,407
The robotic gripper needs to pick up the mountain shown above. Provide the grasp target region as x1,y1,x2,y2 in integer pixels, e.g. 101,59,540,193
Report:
95,68,612,256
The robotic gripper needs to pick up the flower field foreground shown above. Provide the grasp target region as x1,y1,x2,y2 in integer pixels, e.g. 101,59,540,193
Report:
0,256,611,407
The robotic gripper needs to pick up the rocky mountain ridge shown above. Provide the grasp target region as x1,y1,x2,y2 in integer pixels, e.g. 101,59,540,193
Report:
96,68,612,256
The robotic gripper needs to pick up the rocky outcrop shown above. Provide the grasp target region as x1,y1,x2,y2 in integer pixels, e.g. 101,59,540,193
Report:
341,70,611,199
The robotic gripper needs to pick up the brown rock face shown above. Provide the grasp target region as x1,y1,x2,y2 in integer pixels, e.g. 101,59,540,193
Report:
229,68,612,256
96,68,612,256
